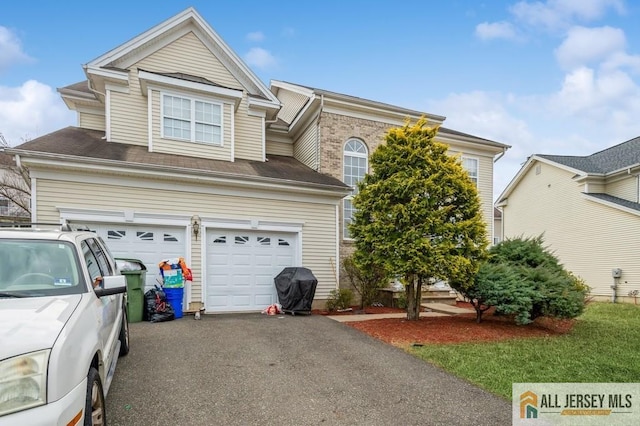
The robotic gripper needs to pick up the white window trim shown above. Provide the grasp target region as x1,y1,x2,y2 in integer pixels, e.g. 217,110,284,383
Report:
461,156,479,187
343,139,368,240
160,90,225,147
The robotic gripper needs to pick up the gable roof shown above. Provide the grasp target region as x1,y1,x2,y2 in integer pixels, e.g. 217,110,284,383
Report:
270,80,510,153
538,136,640,174
84,7,280,107
7,127,350,194
497,136,640,205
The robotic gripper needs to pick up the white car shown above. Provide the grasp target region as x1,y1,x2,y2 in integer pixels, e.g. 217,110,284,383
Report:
0,225,129,425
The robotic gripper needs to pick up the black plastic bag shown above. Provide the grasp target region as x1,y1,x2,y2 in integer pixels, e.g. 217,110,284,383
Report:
144,286,175,323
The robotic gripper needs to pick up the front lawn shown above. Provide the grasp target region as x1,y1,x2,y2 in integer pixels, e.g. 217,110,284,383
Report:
410,302,640,399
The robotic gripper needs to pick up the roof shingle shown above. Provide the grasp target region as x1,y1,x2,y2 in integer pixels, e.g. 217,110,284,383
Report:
538,136,640,174
10,127,350,191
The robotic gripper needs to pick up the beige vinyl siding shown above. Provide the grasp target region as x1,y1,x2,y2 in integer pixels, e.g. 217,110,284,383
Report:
294,121,317,170
110,31,265,161
34,175,339,302
79,112,105,131
266,140,294,156
110,82,148,145
150,89,232,161
607,175,638,202
234,98,264,161
276,89,310,124
502,161,640,298
448,148,495,241
128,32,243,90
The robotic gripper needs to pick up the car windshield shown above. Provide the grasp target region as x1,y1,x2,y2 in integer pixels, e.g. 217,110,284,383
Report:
0,239,86,297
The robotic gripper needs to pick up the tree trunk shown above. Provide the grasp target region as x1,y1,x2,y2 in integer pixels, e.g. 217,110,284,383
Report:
406,276,421,320
475,307,483,323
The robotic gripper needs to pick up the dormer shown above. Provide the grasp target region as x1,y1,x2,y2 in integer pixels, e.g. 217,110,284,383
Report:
60,7,280,162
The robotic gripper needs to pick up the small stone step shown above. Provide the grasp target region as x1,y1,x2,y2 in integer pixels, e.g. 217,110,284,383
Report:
421,294,458,306
421,302,474,315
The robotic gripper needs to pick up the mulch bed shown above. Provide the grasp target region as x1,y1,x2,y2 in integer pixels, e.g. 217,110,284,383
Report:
315,302,575,346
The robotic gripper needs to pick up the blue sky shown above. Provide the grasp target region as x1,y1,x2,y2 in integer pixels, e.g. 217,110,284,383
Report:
2,0,640,199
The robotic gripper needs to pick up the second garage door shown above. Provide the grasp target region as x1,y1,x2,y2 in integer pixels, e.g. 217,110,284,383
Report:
206,230,296,312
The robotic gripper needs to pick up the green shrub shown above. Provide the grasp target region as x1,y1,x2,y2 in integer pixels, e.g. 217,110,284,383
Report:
454,236,590,324
325,288,354,311
342,255,390,309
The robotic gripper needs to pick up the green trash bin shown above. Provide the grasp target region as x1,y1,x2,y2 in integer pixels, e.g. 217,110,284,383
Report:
116,259,147,323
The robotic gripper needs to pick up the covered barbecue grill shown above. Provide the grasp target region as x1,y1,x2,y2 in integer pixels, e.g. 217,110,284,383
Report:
274,267,318,314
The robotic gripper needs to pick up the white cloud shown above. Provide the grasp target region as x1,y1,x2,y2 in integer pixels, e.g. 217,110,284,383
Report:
0,80,75,146
246,31,265,42
475,21,519,41
510,0,625,31
243,47,277,70
552,66,640,114
555,26,626,70
0,26,33,70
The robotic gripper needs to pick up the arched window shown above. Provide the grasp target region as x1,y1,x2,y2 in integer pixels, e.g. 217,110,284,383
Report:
343,139,368,239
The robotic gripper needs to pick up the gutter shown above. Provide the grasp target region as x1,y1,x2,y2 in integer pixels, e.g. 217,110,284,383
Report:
7,149,352,196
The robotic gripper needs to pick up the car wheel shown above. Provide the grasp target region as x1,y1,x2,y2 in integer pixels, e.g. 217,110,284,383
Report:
84,367,106,426
118,307,130,356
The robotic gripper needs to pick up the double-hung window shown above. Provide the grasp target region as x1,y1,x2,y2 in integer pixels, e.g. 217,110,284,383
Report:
163,94,222,145
343,139,368,239
461,157,479,186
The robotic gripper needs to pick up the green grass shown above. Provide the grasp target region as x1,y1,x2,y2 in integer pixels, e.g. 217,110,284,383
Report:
410,303,640,400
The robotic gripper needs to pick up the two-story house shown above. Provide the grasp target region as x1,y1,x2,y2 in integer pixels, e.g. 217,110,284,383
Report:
7,8,508,313
496,137,640,302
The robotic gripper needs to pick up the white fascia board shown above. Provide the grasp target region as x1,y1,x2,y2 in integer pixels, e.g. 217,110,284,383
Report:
323,96,446,124
446,143,504,159
270,80,315,98
84,65,129,83
24,156,350,200
86,7,198,68
495,156,537,204
436,134,508,155
75,105,105,116
247,96,280,111
139,70,243,100
187,12,279,105
582,194,640,217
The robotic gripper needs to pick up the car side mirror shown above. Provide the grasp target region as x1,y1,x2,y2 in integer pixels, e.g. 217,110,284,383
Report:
94,275,127,297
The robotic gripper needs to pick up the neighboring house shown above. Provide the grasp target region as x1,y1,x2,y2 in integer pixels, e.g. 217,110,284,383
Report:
493,207,502,245
0,152,30,222
6,8,508,312
496,137,640,303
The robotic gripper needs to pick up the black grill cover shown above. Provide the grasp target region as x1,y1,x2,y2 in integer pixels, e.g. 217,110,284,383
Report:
274,267,318,313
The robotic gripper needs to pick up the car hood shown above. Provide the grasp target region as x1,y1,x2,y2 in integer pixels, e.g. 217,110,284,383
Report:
0,295,82,360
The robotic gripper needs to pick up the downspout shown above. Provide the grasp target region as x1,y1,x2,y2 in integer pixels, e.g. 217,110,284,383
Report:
86,78,109,140
493,146,507,163
315,94,324,172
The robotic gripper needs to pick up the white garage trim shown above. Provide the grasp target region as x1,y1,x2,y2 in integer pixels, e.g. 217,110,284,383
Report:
201,218,303,313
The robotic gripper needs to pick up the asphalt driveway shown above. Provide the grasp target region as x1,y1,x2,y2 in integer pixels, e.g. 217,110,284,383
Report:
106,314,510,425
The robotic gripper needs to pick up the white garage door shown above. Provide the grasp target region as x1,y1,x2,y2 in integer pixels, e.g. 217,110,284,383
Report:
91,224,186,291
206,230,296,312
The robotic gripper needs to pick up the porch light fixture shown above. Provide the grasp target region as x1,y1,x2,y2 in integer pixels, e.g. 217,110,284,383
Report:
191,215,201,240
